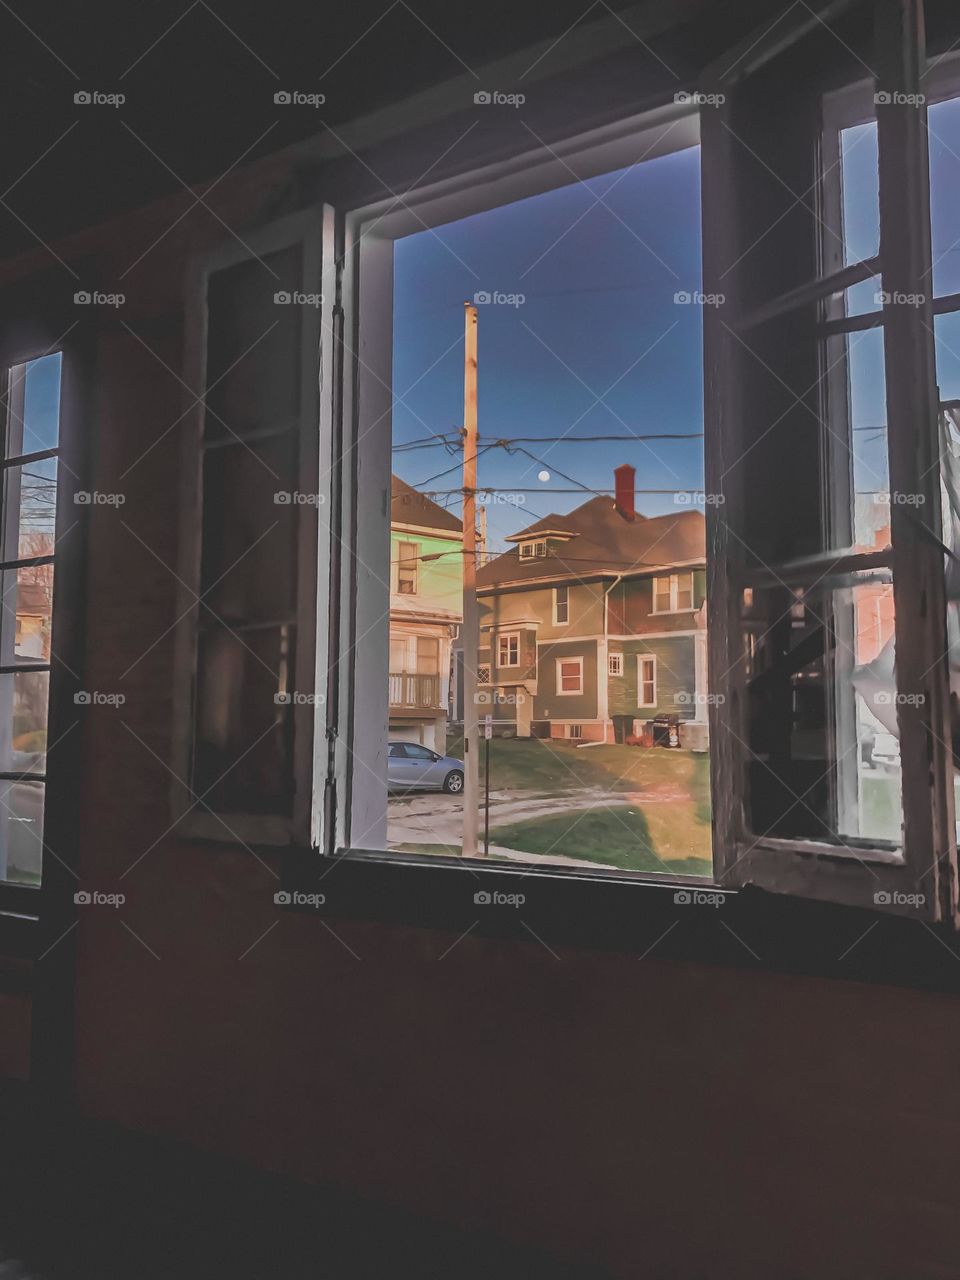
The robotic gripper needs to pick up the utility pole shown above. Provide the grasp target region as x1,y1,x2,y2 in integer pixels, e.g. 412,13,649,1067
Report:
478,504,487,567
461,303,481,858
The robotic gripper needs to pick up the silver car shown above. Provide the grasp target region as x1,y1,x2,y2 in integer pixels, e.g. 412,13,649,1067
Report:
388,741,464,793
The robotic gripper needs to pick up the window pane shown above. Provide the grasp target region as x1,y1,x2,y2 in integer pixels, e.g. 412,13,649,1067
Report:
839,120,881,316
3,457,57,561
194,625,296,815
200,434,298,625
4,564,54,663
0,670,49,775
825,327,890,553
928,95,960,299
0,779,43,884
7,352,62,456
744,571,902,847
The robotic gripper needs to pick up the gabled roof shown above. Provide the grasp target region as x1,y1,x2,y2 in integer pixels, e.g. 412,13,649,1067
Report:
477,495,705,588
392,474,462,534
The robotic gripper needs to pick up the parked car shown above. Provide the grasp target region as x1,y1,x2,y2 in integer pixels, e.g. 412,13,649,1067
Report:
387,741,464,793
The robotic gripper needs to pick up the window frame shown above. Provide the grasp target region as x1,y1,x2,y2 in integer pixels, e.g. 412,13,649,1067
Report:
553,584,569,625
637,654,657,708
556,656,584,697
651,571,695,614
395,539,420,596
608,651,623,677
171,207,337,849
700,0,958,922
496,632,520,669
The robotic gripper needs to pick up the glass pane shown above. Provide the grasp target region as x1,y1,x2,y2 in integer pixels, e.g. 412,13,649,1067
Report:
193,625,296,815
0,779,43,884
0,670,50,775
824,326,890,553
7,352,62,457
4,564,54,663
928,94,960,300
205,246,303,439
200,434,298,625
3,457,58,561
839,120,881,316
744,571,902,848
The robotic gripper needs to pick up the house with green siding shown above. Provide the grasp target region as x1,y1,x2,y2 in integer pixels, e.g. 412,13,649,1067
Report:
476,465,708,747
389,476,462,752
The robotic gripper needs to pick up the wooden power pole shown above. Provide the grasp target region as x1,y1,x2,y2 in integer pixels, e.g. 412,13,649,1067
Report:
461,303,481,857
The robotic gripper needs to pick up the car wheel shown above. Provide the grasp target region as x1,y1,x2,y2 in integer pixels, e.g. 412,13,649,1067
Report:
443,770,464,794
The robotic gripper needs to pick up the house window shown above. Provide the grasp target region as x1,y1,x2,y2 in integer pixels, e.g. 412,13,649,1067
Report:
652,572,694,613
519,540,547,559
497,633,519,667
554,585,569,624
0,353,61,887
638,655,657,708
608,652,623,677
477,664,491,685
396,541,419,595
565,724,583,739
556,657,583,696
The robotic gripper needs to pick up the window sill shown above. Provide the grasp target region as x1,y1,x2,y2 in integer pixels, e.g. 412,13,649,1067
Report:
277,844,960,995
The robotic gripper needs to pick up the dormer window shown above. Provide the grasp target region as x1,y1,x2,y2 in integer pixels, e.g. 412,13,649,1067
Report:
519,540,547,559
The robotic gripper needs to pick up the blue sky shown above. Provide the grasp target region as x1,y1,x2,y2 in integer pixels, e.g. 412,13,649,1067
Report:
392,143,704,552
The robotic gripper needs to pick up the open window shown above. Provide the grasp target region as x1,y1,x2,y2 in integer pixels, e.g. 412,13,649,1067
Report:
702,0,957,919
173,208,337,848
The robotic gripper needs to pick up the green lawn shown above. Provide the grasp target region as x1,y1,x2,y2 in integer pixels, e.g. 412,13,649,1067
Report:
490,805,712,875
445,735,713,869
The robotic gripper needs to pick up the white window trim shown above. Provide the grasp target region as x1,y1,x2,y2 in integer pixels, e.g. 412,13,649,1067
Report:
608,651,623,677
637,654,657,708
341,100,699,854
553,584,570,625
497,632,520,668
555,655,584,697
394,539,420,596
520,539,548,559
651,571,696,614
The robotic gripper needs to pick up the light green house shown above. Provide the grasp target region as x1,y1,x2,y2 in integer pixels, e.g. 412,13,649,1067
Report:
389,476,463,752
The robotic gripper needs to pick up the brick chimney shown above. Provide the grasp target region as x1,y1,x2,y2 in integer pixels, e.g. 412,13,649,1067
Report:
614,463,636,521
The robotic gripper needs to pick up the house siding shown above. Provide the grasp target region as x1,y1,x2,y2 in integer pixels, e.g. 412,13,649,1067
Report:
609,636,697,720
535,639,599,722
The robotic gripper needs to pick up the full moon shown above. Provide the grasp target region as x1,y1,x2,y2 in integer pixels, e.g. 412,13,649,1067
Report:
537,469,550,482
